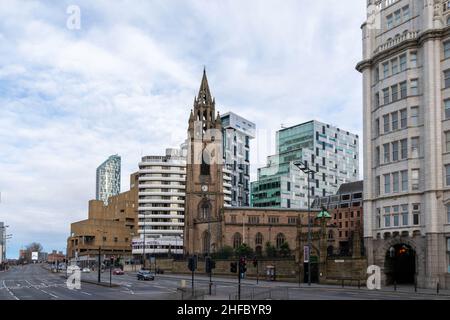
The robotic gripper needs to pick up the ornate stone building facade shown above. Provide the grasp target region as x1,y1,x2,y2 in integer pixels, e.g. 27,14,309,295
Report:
357,0,450,288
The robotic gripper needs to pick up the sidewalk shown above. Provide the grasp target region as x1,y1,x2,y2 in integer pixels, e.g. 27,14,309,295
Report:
154,273,450,297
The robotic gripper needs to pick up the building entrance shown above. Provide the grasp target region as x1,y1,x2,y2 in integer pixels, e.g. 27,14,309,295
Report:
384,244,416,285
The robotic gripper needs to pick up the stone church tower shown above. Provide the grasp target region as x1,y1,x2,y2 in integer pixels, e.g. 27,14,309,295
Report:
184,70,225,256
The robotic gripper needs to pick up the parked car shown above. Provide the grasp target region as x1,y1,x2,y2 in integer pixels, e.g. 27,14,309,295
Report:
113,268,124,275
82,268,91,273
137,270,155,281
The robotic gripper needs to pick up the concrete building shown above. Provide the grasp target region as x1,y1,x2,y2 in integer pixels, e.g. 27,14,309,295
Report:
132,147,186,258
313,181,364,256
96,155,121,205
251,121,359,209
67,173,138,266
357,0,450,288
221,112,256,207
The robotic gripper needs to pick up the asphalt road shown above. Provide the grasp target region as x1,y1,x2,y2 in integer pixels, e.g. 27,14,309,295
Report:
1,264,449,300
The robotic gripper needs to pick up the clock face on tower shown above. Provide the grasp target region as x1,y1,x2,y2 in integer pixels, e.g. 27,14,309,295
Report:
201,185,208,192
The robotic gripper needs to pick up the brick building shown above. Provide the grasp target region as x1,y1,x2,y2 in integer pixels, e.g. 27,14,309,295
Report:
313,181,364,256
67,173,139,266
47,250,65,263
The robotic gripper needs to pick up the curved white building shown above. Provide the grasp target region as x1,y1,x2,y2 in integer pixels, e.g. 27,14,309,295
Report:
132,147,186,256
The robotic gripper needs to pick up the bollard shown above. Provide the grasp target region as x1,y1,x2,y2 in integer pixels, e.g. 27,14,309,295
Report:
358,280,361,290
414,280,417,293
394,281,397,291
437,282,440,295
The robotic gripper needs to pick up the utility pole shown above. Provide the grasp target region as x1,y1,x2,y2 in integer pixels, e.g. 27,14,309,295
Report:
238,258,241,300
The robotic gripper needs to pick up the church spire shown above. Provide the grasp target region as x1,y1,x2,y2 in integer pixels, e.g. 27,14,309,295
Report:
197,68,213,105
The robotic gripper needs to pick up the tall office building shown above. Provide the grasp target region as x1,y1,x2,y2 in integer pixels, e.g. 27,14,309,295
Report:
96,155,121,205
251,120,359,209
357,0,450,288
221,112,256,207
132,147,186,257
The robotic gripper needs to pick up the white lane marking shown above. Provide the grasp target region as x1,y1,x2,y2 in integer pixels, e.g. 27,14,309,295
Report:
81,292,92,296
3,281,19,300
25,280,59,299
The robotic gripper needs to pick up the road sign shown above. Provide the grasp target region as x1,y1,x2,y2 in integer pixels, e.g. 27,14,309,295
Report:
303,246,310,263
32,252,38,261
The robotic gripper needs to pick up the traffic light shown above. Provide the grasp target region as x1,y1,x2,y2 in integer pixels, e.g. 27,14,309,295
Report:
230,262,237,273
205,257,216,274
253,258,257,268
188,256,197,272
239,257,247,274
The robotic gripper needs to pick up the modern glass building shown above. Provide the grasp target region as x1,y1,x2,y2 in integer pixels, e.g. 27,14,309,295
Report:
96,155,121,205
221,112,256,207
251,120,359,209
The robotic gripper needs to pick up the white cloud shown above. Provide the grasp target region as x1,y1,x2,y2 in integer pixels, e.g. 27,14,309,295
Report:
0,0,366,257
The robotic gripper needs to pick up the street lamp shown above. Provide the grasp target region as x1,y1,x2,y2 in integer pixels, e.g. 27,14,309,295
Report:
294,160,316,286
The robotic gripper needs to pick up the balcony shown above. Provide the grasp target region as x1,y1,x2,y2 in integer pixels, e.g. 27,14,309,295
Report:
139,176,185,182
139,191,185,197
138,214,184,219
138,184,185,190
139,168,186,174
138,199,184,204
374,31,419,55
138,206,184,212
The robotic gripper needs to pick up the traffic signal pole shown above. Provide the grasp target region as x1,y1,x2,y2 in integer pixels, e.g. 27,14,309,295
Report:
192,269,194,296
238,260,241,301
256,262,259,284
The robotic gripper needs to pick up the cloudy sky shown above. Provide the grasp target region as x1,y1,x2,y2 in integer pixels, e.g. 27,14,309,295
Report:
0,0,366,258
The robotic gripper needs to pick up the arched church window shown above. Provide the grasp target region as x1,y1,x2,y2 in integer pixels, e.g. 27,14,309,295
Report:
255,233,263,246
202,231,210,254
276,233,286,249
200,201,211,220
233,233,242,249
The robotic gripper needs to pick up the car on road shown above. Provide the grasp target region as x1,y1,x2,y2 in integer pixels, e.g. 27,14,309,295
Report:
137,270,155,281
113,268,124,275
82,268,91,273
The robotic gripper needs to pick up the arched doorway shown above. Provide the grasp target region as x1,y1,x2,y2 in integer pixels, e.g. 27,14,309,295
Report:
384,244,416,285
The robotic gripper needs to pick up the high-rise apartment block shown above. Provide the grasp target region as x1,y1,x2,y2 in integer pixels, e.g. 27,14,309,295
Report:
251,120,359,209
96,155,121,205
132,147,186,257
221,112,255,207
357,0,450,288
